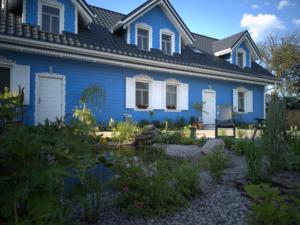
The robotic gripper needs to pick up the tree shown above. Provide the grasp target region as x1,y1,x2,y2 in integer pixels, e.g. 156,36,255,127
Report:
258,31,300,96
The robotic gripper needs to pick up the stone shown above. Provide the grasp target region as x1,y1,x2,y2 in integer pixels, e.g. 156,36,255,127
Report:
201,139,225,155
134,124,160,146
272,172,300,189
164,144,203,159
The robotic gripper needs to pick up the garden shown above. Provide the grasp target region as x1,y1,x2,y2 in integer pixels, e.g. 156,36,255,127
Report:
1,86,300,225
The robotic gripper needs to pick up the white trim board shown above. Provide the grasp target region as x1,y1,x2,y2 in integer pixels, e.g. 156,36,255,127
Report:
0,35,276,85
34,72,66,125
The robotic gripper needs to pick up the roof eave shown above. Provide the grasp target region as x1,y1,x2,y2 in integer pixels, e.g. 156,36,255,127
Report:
70,0,95,26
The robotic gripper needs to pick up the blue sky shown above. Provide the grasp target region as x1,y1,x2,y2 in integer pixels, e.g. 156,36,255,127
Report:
87,0,300,42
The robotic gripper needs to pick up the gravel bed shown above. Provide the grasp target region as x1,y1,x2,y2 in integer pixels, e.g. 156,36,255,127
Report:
93,149,251,225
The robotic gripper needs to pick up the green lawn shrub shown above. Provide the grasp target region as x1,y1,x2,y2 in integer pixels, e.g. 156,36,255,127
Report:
154,131,195,145
113,121,139,145
196,136,207,147
220,136,235,149
206,146,229,183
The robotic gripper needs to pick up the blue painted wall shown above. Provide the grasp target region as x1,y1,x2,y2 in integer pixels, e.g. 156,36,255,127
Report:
25,0,76,33
1,50,264,126
128,6,180,54
232,42,251,68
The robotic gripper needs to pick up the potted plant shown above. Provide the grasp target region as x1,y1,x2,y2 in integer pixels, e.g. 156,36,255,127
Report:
166,105,177,110
137,104,148,109
193,101,206,130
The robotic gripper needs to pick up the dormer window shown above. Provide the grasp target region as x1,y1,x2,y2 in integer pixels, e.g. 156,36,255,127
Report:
42,5,60,33
137,28,149,51
236,49,246,69
162,34,172,55
38,0,64,34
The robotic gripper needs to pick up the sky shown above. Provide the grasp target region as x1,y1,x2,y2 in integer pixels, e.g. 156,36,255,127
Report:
87,0,300,42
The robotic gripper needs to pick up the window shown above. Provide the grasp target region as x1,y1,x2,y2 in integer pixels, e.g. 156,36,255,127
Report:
137,28,149,51
41,4,60,33
162,33,172,55
136,81,149,109
238,91,245,112
166,84,177,110
0,67,10,94
237,52,244,68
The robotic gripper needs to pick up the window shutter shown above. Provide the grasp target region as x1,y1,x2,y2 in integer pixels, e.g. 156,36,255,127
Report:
11,64,30,105
233,89,238,112
246,90,253,113
151,80,164,109
179,83,189,111
126,77,135,109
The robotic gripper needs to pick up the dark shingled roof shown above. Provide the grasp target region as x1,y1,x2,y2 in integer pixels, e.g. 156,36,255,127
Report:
0,5,274,80
212,30,247,53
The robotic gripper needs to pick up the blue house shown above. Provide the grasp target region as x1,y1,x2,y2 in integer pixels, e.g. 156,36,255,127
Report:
0,0,275,126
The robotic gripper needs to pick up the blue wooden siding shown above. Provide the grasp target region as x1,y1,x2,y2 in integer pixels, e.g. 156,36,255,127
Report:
232,42,251,68
25,0,76,33
128,6,180,54
2,50,264,125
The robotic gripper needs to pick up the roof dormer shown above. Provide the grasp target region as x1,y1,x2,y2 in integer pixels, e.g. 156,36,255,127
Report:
213,31,261,69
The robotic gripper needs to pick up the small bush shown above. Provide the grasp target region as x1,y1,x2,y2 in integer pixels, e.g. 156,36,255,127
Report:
113,121,139,144
111,152,200,217
207,147,229,183
245,184,300,225
232,139,249,156
154,131,194,145
220,136,234,149
196,136,207,147
137,119,150,128
244,141,263,183
72,107,97,135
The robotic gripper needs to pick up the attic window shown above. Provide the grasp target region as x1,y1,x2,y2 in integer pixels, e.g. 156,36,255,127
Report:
42,5,60,33
237,52,243,68
137,28,150,51
162,34,172,55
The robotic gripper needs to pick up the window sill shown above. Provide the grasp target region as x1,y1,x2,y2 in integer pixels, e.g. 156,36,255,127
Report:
165,109,181,112
236,111,249,114
134,108,151,112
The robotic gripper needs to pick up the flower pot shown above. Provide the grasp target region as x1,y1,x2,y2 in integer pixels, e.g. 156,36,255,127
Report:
196,122,203,130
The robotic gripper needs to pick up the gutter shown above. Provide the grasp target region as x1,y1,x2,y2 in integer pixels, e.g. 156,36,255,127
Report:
0,34,276,85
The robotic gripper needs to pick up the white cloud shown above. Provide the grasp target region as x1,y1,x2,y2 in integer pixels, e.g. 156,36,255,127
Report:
292,18,300,26
251,4,260,9
240,14,285,41
277,0,290,10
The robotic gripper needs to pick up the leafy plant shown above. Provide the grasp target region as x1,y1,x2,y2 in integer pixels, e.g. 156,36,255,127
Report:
196,136,207,147
111,151,200,217
221,136,234,149
154,131,195,145
237,128,246,139
113,121,139,145
233,138,249,156
245,184,300,225
72,107,97,135
244,140,263,183
263,96,289,172
80,84,105,110
206,146,229,183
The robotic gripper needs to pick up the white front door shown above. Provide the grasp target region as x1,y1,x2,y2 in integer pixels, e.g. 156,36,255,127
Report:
202,90,216,125
36,74,65,124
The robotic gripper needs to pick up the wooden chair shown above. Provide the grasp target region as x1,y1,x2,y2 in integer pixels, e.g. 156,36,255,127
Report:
215,105,236,138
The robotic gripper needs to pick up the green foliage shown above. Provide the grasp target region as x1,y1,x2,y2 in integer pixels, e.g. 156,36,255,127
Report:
72,107,97,135
286,129,300,171
244,141,264,183
154,131,195,145
111,150,200,217
237,128,246,139
245,184,300,225
137,119,150,128
206,147,229,183
80,85,106,110
233,138,249,156
113,121,139,144
196,136,207,147
220,136,234,149
0,121,98,225
263,96,289,172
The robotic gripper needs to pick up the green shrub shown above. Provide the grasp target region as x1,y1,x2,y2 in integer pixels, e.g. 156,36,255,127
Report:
244,141,263,183
245,184,300,225
175,116,187,128
137,119,150,128
196,136,207,147
0,121,98,224
113,121,139,144
207,147,229,183
154,131,194,145
237,128,246,139
111,152,200,217
233,139,249,156
221,136,234,149
263,96,289,172
73,107,97,135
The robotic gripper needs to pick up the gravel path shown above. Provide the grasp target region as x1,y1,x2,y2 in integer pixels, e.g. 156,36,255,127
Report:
94,149,250,225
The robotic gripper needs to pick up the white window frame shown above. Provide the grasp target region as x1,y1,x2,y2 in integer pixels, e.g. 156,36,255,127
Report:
135,23,152,51
234,87,250,114
237,90,246,113
160,28,175,55
236,48,246,68
164,78,180,112
38,0,65,34
134,75,153,111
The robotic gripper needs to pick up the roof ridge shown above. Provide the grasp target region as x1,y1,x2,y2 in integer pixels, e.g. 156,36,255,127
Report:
192,32,218,41
88,4,126,17
214,30,247,43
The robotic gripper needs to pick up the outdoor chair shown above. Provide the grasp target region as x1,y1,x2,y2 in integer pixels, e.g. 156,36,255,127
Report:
215,105,236,138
